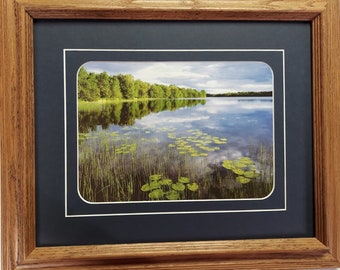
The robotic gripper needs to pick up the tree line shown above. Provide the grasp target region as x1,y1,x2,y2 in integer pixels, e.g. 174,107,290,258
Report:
78,67,207,101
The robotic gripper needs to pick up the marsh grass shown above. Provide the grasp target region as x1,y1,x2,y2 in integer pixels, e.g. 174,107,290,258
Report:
79,126,273,202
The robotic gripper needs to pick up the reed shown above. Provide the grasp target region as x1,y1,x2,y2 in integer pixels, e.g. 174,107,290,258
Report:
79,127,273,202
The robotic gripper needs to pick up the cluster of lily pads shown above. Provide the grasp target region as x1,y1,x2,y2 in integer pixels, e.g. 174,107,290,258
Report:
168,129,227,157
81,126,229,160
141,174,199,200
114,142,137,155
222,157,261,184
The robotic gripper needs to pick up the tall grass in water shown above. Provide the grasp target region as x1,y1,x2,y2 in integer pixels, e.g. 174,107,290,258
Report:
79,131,206,202
79,131,273,202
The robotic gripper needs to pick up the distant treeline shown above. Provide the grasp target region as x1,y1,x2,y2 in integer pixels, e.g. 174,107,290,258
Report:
78,67,207,101
206,91,272,97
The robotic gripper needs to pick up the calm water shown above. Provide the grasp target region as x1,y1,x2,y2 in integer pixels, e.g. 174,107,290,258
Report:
78,97,274,202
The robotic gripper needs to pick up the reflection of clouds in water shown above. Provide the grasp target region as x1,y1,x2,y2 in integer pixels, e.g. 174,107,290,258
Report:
207,148,244,165
166,116,209,123
131,97,272,160
195,98,272,114
237,103,272,111
137,115,210,127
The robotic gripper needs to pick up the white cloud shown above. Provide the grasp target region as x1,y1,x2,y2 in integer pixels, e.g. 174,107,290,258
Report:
133,63,209,86
83,61,273,94
239,83,273,92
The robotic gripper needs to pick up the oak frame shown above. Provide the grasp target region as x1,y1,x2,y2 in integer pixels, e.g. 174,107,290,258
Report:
1,0,339,269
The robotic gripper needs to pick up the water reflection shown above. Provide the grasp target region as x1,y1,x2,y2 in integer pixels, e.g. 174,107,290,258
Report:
78,97,274,202
78,99,206,132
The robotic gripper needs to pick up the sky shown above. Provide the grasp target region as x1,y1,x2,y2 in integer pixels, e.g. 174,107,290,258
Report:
81,61,273,94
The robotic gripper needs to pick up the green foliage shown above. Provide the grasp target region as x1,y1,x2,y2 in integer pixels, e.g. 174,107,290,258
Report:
97,72,111,98
169,129,227,158
78,67,89,100
166,191,180,200
149,174,162,181
135,79,149,98
110,77,123,99
78,67,206,101
79,127,273,202
178,176,190,184
187,182,199,191
222,160,233,170
236,176,251,184
160,179,173,185
148,189,164,199
141,174,199,200
117,74,137,99
141,181,161,192
222,157,261,184
171,182,186,191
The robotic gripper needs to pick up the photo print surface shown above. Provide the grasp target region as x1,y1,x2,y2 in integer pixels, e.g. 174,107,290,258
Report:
77,61,274,203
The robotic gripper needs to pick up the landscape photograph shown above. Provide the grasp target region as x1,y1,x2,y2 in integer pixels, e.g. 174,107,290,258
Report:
77,61,274,203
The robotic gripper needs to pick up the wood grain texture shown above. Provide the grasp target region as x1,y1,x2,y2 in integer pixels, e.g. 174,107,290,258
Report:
16,0,328,12
317,0,340,260
1,0,36,268
17,0,327,20
19,238,338,270
1,0,339,269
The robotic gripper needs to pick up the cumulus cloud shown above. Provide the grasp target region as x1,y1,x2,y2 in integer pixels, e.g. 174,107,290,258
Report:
83,61,273,94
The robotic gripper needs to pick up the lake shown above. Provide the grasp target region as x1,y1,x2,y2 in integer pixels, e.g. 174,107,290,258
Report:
78,97,274,202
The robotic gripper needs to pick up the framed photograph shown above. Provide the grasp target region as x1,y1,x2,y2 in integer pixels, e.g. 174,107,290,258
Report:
1,0,339,269
63,49,284,220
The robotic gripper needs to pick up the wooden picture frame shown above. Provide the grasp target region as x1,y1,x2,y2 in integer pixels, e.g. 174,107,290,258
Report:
1,0,339,269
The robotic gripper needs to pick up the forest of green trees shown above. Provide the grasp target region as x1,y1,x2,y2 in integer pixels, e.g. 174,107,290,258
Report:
78,67,207,101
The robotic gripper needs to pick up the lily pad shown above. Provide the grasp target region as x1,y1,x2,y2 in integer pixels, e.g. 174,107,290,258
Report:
233,161,248,169
222,160,233,170
244,171,261,179
148,189,164,200
236,176,251,184
141,183,151,192
172,182,185,192
166,191,180,200
187,182,199,191
232,168,244,175
160,179,173,185
149,174,162,182
239,157,254,165
141,181,161,192
178,176,190,184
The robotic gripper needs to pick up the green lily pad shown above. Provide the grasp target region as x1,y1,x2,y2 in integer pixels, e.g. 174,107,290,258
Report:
149,174,162,182
222,160,233,170
141,181,161,192
232,168,244,175
236,176,251,184
141,183,151,192
172,182,185,191
187,182,199,191
244,171,261,179
166,190,180,200
178,176,190,184
233,161,247,169
239,157,254,165
148,189,164,200
160,179,173,185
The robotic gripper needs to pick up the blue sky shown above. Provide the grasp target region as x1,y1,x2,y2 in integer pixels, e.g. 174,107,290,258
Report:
82,61,273,94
